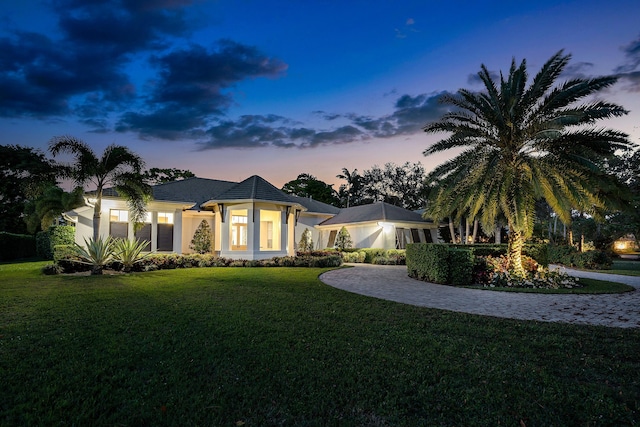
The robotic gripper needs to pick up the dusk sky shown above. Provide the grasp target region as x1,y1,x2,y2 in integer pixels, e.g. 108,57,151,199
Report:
2,0,639,189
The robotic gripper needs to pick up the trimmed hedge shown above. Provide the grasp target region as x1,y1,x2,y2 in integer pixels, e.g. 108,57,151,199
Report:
0,232,36,261
548,245,612,270
448,249,474,286
36,226,75,260
406,243,450,284
446,243,548,267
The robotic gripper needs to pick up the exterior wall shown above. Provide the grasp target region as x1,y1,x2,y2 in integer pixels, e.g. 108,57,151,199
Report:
295,213,334,250
72,198,188,253
181,211,215,254
317,222,440,250
218,202,295,260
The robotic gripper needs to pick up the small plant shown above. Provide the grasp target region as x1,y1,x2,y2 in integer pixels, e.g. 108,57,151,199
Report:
298,228,314,252
190,220,213,254
73,236,116,275
335,226,353,250
113,238,152,272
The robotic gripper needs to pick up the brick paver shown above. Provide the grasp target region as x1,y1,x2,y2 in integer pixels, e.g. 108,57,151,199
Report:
319,264,640,328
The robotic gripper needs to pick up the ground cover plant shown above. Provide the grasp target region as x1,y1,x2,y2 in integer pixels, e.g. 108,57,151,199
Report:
468,277,634,294
1,262,639,425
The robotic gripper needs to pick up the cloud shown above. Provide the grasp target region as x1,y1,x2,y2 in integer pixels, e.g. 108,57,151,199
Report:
116,40,288,138
395,17,418,39
561,61,594,78
195,92,451,150
0,0,195,119
614,35,640,91
467,70,499,86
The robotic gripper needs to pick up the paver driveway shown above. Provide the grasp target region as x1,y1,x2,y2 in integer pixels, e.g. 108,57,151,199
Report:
320,264,640,328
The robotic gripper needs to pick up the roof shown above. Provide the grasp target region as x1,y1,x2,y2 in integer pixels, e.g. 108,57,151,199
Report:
319,201,434,226
204,175,298,205
288,195,341,215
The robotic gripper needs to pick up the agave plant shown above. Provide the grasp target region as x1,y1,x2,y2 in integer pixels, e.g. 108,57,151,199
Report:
73,236,116,275
113,238,151,273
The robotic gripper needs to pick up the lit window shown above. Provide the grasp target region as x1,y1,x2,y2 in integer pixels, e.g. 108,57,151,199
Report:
230,210,248,250
158,212,174,224
110,209,128,222
260,210,281,251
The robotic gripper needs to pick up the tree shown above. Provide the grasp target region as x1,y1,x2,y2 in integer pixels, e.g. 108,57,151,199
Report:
190,220,213,254
141,167,195,185
423,51,633,277
281,173,340,206
335,226,353,250
24,185,85,233
0,145,59,233
49,136,152,240
360,162,427,210
298,228,314,252
336,168,362,208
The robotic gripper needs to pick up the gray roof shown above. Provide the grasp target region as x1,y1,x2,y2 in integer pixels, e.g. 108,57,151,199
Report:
319,202,434,226
208,175,297,205
152,177,237,206
288,195,341,215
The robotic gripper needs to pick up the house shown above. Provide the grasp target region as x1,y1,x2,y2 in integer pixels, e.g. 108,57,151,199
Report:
66,175,440,259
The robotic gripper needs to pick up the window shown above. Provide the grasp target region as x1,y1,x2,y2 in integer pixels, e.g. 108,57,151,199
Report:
395,227,413,249
157,212,174,251
134,212,152,251
327,230,337,248
259,210,281,251
158,212,174,224
230,210,248,251
110,209,128,222
109,209,128,239
411,228,421,243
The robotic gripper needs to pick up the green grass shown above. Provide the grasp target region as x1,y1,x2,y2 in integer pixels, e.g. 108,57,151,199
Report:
1,262,639,425
601,260,640,277
469,277,635,294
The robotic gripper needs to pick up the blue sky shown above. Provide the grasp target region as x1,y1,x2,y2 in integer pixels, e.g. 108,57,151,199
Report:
2,0,639,188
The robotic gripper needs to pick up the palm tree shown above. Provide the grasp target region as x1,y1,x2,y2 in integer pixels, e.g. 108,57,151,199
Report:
49,136,152,241
423,51,633,277
336,168,360,208
25,185,85,233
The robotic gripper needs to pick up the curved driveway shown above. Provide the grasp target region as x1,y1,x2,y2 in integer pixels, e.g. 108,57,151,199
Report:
319,264,640,328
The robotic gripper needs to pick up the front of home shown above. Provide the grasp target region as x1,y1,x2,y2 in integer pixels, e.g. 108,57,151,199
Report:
66,175,440,259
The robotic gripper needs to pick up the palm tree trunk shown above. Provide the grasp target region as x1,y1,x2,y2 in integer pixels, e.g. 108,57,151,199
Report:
448,219,456,243
495,225,501,244
507,228,526,278
472,218,479,243
92,197,102,241
464,218,470,244
568,228,574,247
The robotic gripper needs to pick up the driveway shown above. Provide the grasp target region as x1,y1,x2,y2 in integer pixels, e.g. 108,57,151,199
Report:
319,264,640,328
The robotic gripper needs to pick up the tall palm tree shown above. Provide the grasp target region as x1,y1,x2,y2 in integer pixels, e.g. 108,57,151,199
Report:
49,136,152,241
422,51,633,277
336,168,360,208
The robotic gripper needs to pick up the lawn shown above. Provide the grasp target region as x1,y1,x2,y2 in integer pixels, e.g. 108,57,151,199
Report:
1,262,639,426
600,260,640,277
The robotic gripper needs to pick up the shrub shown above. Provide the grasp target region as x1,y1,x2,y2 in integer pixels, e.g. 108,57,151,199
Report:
406,243,450,284
335,227,353,250
42,264,63,275
36,226,75,260
361,248,386,263
572,250,612,270
73,236,116,275
190,220,212,254
112,238,151,272
448,249,474,286
0,232,36,261
298,228,314,252
341,251,366,263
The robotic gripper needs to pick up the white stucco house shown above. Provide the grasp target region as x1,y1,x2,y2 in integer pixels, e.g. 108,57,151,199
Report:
66,176,440,260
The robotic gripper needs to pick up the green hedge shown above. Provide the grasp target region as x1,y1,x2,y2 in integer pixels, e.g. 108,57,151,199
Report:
448,249,474,286
406,243,450,284
548,245,611,270
446,243,548,267
0,232,36,261
36,226,75,260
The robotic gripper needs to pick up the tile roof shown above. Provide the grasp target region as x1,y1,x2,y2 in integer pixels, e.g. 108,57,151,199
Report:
287,195,342,214
209,175,298,205
319,201,434,226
